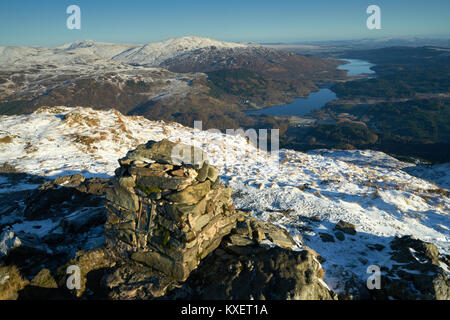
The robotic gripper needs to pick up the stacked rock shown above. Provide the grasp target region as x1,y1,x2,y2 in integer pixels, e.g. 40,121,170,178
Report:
105,139,237,281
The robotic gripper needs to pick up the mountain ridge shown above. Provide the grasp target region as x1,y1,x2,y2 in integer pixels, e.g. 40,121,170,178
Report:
0,36,344,131
0,36,250,67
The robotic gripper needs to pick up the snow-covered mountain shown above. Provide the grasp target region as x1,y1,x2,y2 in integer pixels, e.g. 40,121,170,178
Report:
0,36,248,68
0,36,342,134
0,37,248,100
58,40,140,60
0,106,448,295
111,36,248,66
0,38,210,108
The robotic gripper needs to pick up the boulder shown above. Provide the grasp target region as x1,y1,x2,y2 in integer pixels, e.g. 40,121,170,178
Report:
136,174,192,191
57,248,113,298
319,232,335,242
24,175,108,220
195,162,219,183
53,174,85,187
124,139,206,168
229,215,297,249
60,207,106,234
207,166,219,182
164,180,211,204
167,245,334,300
373,236,450,300
31,268,58,289
131,251,177,277
0,230,21,258
0,265,29,300
335,231,345,241
106,185,139,212
17,267,67,300
76,177,109,195
335,220,356,235
118,176,135,189
196,162,209,182
101,261,174,299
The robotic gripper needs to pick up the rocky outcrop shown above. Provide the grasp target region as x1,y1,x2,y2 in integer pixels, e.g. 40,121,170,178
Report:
335,220,356,236
0,265,29,300
30,268,58,289
57,248,112,298
167,213,334,300
24,174,108,220
224,214,297,252
17,268,63,300
170,246,333,300
105,139,237,281
101,139,334,300
0,230,21,259
101,213,334,300
375,236,450,300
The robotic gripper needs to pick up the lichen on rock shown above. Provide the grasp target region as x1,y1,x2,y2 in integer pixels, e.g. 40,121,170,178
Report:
105,139,237,281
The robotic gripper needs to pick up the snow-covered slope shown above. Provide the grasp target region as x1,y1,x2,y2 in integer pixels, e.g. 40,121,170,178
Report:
58,40,140,59
0,36,247,68
0,36,248,103
0,106,449,293
111,36,248,66
0,46,45,65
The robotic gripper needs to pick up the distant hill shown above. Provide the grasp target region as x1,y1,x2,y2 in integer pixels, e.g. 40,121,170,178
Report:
0,36,344,130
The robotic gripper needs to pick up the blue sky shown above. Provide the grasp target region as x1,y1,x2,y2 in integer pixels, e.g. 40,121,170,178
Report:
0,0,449,46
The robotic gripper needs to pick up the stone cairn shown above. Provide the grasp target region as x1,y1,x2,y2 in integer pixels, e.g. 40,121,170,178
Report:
105,139,237,281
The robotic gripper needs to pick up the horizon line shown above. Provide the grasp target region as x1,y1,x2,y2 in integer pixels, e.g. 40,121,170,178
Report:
1,34,450,48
